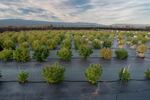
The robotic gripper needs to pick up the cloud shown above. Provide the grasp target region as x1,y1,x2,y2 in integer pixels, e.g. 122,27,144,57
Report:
0,0,150,24
63,0,92,12
18,7,45,14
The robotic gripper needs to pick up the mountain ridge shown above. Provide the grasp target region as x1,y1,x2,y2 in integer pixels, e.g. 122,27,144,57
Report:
0,19,103,27
0,19,149,28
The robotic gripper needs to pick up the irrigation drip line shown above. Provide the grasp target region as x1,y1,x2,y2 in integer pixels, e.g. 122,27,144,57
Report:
0,55,149,63
0,79,149,83
47,56,150,59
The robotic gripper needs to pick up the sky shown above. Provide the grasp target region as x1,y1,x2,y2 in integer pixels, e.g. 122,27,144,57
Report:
0,0,150,25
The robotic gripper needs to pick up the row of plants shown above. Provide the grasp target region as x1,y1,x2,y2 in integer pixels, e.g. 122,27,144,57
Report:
73,31,114,50
100,44,147,60
1,30,150,51
1,42,47,62
73,31,150,50
1,63,150,85
0,45,148,62
121,32,150,49
0,30,150,62
57,33,72,61
0,30,66,51
0,45,50,62
72,44,147,60
117,32,126,48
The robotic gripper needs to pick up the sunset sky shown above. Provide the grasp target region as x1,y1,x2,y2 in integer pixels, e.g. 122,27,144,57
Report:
0,0,150,24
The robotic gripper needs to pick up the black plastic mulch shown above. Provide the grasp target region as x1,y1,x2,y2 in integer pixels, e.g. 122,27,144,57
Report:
1,57,150,100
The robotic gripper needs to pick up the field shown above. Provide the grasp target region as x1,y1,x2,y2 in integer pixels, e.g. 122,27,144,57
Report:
1,30,150,100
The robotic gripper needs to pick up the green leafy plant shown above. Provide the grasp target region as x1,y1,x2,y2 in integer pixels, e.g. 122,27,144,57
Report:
115,48,128,59
48,39,57,50
118,40,125,48
33,46,50,62
19,42,29,48
0,49,13,61
13,47,30,62
136,44,147,58
118,40,125,45
2,39,15,50
74,36,81,50
103,40,112,48
119,67,130,82
0,38,3,51
57,47,72,61
78,45,93,59
137,44,147,53
101,48,112,60
17,71,29,83
32,40,41,50
17,33,27,43
92,39,102,49
85,64,103,85
42,63,65,84
61,39,71,49
145,68,150,79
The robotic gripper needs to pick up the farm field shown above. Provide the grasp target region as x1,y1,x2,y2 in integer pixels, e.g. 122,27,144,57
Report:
1,30,150,100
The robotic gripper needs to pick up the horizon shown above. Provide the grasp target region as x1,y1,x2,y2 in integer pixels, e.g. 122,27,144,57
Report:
1,18,150,26
0,0,150,25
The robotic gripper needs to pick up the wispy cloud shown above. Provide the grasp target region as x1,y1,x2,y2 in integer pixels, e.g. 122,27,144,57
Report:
0,0,150,24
